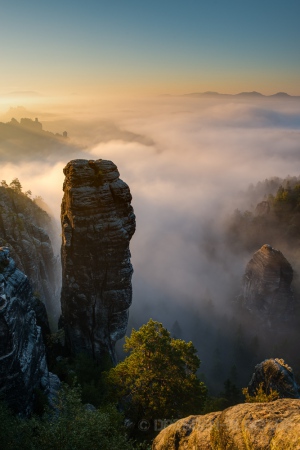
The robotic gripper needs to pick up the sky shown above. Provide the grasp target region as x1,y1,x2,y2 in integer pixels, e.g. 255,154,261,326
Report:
1,0,300,98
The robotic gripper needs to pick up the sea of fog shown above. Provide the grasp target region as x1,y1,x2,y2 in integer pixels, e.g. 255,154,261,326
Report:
1,95,300,335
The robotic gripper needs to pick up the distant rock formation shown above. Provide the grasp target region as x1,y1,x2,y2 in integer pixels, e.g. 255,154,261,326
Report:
152,399,300,450
0,247,49,415
0,185,60,324
20,117,42,131
0,118,75,163
60,159,135,363
247,358,300,399
254,200,270,216
241,244,294,325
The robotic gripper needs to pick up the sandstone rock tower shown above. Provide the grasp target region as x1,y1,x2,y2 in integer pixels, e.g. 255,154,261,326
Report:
242,244,294,324
60,159,135,363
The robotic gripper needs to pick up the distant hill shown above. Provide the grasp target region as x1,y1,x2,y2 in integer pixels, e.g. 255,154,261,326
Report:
183,91,300,99
0,117,79,162
270,92,292,98
184,91,226,98
235,91,264,97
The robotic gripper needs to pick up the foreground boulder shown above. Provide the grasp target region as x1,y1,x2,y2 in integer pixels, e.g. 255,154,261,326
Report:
60,159,135,363
0,247,49,415
152,399,300,450
241,244,294,325
247,358,300,399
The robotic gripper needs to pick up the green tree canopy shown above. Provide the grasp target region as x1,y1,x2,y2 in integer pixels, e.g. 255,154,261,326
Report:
9,178,22,193
107,319,207,423
0,384,133,450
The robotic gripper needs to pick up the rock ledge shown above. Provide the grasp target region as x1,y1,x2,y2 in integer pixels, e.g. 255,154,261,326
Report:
152,398,300,450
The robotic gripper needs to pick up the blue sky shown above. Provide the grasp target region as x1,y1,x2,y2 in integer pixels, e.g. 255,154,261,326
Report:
1,0,300,96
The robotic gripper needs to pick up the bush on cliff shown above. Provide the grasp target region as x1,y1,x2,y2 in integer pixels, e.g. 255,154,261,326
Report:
50,352,112,407
0,401,24,450
242,382,279,402
0,384,134,450
28,384,132,450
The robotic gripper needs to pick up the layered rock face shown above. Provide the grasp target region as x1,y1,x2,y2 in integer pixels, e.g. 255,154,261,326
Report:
0,247,49,415
152,399,300,450
247,358,300,399
0,185,60,324
60,159,135,363
241,244,294,324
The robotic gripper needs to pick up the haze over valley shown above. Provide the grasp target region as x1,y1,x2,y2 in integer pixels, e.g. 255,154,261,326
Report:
1,94,300,389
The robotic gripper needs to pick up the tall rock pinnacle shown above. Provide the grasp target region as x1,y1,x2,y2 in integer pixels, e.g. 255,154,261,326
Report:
60,159,135,363
241,244,294,325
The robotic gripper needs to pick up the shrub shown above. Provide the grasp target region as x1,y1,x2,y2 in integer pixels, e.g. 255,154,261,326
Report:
242,382,279,403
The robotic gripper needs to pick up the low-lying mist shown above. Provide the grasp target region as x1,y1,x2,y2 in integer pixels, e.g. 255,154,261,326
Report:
1,95,300,388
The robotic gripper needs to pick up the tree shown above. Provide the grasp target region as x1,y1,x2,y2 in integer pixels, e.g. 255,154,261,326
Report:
221,379,242,406
106,319,207,424
51,352,113,408
30,384,133,450
0,401,23,450
0,384,134,450
9,178,22,193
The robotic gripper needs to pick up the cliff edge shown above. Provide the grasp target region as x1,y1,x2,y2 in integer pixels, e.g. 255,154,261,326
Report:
0,247,49,415
0,184,60,324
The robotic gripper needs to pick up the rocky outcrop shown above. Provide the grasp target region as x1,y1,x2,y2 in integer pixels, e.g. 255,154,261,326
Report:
241,244,294,324
152,399,300,450
255,200,270,216
247,358,300,399
0,185,60,325
0,247,49,415
0,118,75,163
60,159,135,363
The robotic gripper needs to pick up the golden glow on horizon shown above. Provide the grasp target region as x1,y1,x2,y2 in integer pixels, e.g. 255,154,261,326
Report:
2,65,300,101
